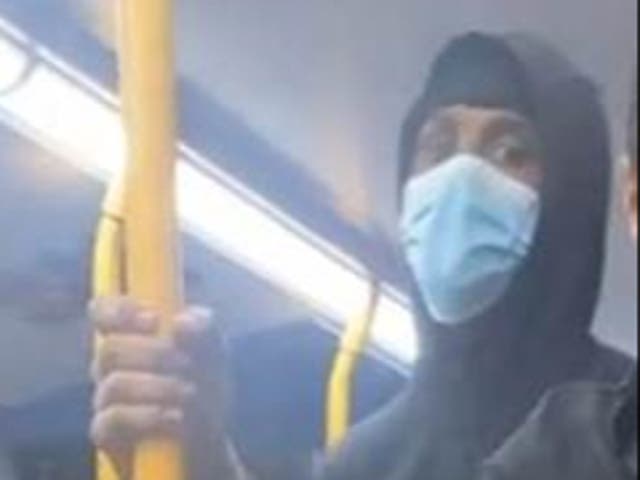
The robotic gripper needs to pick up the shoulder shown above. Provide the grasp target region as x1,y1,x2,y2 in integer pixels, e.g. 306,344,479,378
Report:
528,381,619,427
483,382,621,479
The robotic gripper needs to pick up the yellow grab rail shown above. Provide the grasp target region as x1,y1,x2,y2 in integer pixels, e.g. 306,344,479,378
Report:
93,178,126,480
325,281,380,450
92,0,184,479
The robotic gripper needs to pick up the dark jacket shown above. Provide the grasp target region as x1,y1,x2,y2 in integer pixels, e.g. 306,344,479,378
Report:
315,32,634,480
481,374,638,480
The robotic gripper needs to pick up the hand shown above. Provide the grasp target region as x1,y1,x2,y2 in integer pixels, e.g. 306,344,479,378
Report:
90,297,237,477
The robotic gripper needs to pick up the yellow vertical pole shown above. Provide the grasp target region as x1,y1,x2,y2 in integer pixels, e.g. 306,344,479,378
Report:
325,281,380,451
118,0,184,478
93,178,127,480
92,0,184,478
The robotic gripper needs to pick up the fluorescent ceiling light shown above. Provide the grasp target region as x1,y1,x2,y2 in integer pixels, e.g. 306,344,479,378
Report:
0,20,418,365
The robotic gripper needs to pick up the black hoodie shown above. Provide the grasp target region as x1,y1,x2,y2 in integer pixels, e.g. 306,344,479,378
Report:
480,373,637,480
317,32,633,480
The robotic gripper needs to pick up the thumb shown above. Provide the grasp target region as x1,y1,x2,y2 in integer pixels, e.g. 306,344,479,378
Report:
175,306,229,404
175,306,227,365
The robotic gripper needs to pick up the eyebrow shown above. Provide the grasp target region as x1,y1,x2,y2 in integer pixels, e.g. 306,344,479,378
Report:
417,114,457,148
481,115,535,145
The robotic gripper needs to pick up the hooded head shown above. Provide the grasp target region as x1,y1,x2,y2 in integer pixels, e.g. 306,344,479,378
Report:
398,33,611,362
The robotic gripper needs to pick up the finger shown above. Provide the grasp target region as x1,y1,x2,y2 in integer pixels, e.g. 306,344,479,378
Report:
94,372,195,411
173,307,229,413
91,405,184,450
92,335,190,381
174,307,228,366
175,307,227,380
174,306,216,348
91,297,158,335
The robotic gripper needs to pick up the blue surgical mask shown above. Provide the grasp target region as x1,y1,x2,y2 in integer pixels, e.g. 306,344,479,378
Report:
400,154,541,325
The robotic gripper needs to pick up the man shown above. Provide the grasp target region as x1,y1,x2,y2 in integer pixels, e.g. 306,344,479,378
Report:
91,33,633,480
480,86,638,480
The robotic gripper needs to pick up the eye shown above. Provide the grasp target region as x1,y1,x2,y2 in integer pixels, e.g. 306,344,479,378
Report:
493,138,536,169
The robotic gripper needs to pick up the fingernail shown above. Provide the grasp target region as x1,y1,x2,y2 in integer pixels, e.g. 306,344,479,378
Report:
190,306,214,321
181,306,214,332
88,298,100,314
89,297,110,318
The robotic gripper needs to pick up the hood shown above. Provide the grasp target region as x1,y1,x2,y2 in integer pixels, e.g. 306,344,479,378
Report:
379,32,617,480
398,32,611,361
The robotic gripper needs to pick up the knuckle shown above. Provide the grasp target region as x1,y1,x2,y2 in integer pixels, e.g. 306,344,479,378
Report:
100,372,134,403
91,408,124,446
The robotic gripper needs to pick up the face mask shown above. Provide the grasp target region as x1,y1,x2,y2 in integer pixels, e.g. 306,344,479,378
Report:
401,154,541,325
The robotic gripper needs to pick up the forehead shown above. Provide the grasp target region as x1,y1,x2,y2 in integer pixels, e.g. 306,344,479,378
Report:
420,105,534,138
